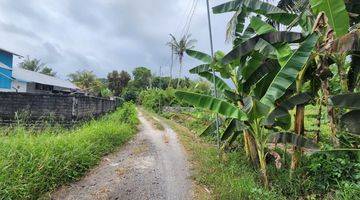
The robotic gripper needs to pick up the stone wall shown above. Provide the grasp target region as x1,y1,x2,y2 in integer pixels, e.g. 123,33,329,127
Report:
0,92,121,123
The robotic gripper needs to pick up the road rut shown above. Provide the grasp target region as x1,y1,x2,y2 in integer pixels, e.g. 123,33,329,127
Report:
51,110,192,200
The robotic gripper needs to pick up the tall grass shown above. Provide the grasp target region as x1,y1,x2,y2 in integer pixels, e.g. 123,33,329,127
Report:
0,102,138,200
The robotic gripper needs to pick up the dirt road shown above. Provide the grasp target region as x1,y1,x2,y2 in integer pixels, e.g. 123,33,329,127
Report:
51,110,192,200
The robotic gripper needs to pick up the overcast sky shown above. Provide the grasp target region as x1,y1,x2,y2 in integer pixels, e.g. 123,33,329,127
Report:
0,0,234,79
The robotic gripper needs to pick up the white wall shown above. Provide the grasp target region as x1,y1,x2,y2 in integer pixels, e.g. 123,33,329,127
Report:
12,80,27,93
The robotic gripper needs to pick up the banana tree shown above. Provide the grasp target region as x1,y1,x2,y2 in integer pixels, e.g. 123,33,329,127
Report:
177,26,319,187
329,93,360,136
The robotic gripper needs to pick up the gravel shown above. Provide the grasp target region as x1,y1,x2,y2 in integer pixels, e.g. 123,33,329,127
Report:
51,111,192,200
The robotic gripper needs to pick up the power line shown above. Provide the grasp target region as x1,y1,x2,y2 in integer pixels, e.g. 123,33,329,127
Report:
181,0,199,36
175,0,194,36
184,0,199,36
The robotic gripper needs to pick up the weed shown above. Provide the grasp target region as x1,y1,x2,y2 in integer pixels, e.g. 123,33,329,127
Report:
0,103,138,199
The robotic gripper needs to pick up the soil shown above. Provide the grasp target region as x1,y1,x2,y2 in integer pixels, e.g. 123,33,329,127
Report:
51,110,192,200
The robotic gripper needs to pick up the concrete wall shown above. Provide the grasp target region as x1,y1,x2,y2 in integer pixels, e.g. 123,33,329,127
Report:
0,92,121,123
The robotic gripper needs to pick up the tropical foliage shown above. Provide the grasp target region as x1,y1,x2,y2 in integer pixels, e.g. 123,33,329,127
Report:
174,0,360,193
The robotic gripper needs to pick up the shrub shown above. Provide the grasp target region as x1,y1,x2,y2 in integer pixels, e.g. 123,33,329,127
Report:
0,104,138,199
304,151,360,194
139,88,180,113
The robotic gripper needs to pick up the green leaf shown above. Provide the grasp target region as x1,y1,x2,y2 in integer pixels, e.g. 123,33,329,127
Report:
266,93,313,126
243,60,280,93
213,1,241,13
261,33,319,107
186,49,212,63
310,0,350,38
252,65,280,99
189,64,211,74
329,93,360,109
241,52,264,81
340,110,360,135
249,16,276,35
175,91,248,120
213,0,298,25
221,119,245,140
222,31,303,64
224,90,241,103
275,43,293,67
200,118,224,137
243,96,270,120
269,132,318,148
198,72,232,92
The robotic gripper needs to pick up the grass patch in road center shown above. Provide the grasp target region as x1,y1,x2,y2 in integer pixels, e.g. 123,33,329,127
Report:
145,110,283,200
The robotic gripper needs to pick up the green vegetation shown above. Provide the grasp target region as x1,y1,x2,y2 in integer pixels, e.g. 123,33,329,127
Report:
166,0,360,198
0,103,138,199
136,0,360,198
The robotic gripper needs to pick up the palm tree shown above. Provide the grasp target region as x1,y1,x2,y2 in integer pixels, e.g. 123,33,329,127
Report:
167,34,196,88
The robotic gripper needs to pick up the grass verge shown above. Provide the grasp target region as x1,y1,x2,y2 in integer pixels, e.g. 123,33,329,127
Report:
0,102,138,200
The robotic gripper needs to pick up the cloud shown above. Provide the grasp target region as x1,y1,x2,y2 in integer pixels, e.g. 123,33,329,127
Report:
0,0,232,79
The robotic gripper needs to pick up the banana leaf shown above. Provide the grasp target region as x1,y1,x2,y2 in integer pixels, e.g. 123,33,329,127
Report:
175,91,248,120
265,93,313,126
261,33,319,107
222,31,303,64
243,96,270,120
340,110,360,135
330,30,360,53
243,60,280,93
249,16,276,35
200,118,225,137
224,90,241,103
186,49,212,63
221,119,245,140
213,0,297,25
241,52,265,81
198,72,232,92
310,0,349,38
269,132,318,149
189,64,211,74
329,93,360,109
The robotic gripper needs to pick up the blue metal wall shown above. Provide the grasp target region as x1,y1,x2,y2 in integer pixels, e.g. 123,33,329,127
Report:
0,50,14,89
0,68,12,89
0,50,13,68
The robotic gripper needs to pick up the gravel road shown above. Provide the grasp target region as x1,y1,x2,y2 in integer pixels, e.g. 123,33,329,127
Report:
51,110,192,200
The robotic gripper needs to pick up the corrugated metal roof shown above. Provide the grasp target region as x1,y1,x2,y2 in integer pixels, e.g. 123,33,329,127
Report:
0,48,22,57
13,67,78,89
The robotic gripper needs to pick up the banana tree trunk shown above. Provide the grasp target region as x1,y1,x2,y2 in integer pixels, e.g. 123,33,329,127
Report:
258,147,268,188
244,130,260,168
322,79,339,146
315,97,323,143
291,104,305,170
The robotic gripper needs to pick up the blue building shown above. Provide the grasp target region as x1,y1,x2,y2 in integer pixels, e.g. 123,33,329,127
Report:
0,48,78,93
0,48,20,91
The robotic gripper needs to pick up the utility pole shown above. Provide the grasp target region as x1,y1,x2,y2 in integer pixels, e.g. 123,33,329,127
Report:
206,0,221,150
